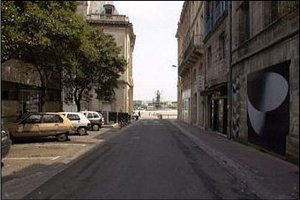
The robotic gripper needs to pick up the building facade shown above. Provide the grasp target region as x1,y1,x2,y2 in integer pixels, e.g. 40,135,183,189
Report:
70,1,135,115
231,1,299,163
2,60,62,124
176,1,204,125
177,1,299,164
202,1,230,136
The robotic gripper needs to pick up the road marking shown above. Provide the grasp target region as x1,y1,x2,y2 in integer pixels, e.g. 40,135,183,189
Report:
34,143,86,147
4,156,61,160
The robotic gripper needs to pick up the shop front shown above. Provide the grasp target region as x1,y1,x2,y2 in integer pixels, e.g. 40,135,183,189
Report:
201,82,228,135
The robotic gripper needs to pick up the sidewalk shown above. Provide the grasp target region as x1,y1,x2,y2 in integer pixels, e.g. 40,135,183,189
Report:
170,120,299,199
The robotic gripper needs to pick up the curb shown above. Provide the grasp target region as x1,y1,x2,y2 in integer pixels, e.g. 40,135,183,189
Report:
102,123,119,128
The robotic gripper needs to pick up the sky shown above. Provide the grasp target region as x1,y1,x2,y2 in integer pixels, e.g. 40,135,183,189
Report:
113,1,184,102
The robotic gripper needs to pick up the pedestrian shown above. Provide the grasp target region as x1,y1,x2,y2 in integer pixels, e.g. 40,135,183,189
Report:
138,111,141,118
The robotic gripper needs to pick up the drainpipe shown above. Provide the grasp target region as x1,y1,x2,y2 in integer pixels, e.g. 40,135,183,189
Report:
228,0,233,140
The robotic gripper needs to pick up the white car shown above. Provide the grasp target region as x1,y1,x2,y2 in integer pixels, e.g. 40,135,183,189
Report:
80,111,104,131
59,112,91,135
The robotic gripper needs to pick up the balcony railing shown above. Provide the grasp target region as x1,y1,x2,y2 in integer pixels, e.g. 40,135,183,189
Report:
205,1,228,37
178,34,204,74
183,34,203,59
87,14,129,22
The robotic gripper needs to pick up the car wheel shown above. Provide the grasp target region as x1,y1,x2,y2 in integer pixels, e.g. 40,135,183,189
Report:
77,127,87,136
56,133,68,142
10,134,16,144
92,124,99,131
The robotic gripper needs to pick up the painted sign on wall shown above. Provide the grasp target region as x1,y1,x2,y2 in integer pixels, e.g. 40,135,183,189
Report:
247,61,290,155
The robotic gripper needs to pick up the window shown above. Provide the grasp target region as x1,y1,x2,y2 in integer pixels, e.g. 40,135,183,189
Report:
207,46,212,68
205,1,211,20
24,114,42,124
271,1,299,22
42,114,60,123
93,113,99,118
238,1,250,43
219,31,226,59
1,90,18,100
67,114,80,121
271,1,279,22
105,8,112,15
47,90,61,101
87,113,93,119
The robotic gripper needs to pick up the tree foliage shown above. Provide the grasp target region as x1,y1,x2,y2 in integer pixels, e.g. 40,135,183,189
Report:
63,28,126,111
1,1,127,112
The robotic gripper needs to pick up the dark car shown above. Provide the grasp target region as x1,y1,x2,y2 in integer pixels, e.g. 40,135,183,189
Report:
1,129,12,167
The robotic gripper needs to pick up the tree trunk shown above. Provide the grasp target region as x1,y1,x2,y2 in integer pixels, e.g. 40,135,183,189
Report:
36,66,46,112
75,99,81,112
74,88,83,112
40,83,46,112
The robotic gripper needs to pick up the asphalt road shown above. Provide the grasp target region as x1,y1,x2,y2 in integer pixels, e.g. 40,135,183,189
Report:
24,119,258,199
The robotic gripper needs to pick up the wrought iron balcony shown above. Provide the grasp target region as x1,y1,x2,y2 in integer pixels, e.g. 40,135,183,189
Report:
204,1,228,37
178,34,204,75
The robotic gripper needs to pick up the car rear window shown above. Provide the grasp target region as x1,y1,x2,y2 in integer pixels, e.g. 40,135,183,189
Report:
67,114,80,121
93,113,99,118
87,113,93,119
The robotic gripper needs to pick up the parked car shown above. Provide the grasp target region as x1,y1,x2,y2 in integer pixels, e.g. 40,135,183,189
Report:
80,111,104,131
6,112,73,142
59,112,91,135
1,129,12,167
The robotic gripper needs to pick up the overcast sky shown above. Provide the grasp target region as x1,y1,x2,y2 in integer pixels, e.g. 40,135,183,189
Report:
113,1,184,102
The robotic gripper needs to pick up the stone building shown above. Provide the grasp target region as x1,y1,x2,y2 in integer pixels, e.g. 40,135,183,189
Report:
69,1,135,115
1,60,62,124
176,1,205,125
231,1,299,163
202,1,230,136
177,1,299,164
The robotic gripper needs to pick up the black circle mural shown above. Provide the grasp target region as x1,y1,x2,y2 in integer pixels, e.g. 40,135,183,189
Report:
247,61,290,155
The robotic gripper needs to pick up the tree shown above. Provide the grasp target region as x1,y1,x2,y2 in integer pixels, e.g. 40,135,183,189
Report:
1,1,88,111
63,28,127,111
2,1,126,112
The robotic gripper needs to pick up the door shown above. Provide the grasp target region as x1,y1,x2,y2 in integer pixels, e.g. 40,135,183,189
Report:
211,99,219,131
67,113,81,128
18,114,42,137
40,114,63,136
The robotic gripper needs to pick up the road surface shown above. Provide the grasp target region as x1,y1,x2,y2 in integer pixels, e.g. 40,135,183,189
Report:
24,119,258,199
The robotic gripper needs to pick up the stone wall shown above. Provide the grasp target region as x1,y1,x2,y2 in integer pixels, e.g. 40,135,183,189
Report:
231,3,299,163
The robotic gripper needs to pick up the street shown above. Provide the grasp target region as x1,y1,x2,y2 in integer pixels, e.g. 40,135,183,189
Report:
24,119,258,199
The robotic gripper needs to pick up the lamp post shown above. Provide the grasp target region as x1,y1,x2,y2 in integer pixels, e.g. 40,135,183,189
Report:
171,65,182,120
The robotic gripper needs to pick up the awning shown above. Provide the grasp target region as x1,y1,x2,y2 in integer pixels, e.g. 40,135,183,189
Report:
200,82,227,96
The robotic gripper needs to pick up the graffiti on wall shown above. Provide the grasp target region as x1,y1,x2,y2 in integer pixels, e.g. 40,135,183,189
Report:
232,75,240,138
247,61,290,155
